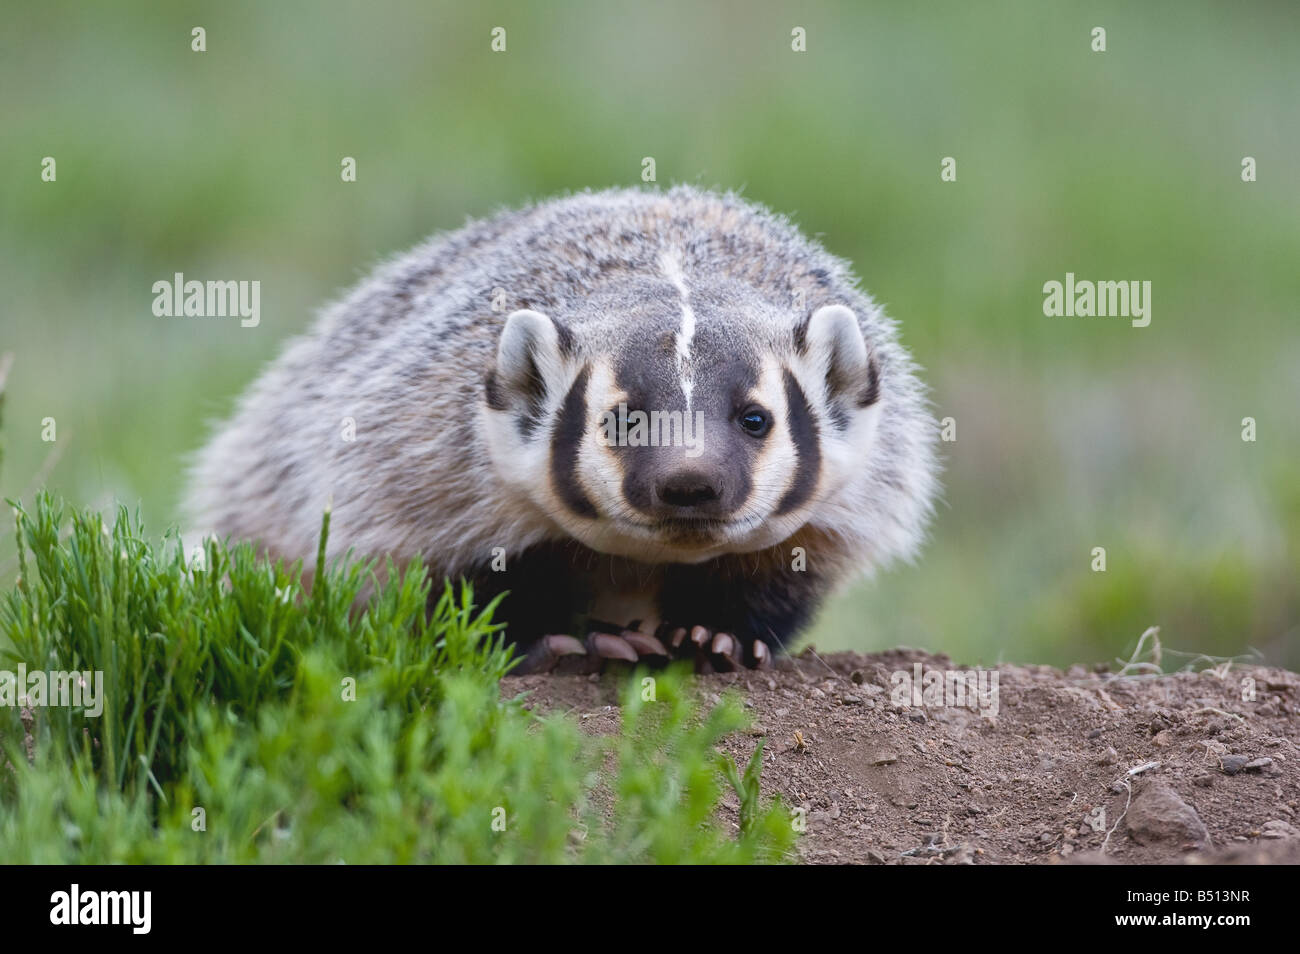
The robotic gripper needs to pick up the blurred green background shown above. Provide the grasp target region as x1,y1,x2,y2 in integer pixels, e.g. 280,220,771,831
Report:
3,0,1297,668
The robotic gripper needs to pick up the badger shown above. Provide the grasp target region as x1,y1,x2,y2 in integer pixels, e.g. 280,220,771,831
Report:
186,186,938,672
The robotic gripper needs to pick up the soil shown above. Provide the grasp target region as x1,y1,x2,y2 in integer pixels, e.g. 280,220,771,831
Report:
504,647,1300,864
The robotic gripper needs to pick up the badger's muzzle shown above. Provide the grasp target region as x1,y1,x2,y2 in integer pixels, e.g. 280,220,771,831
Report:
654,467,726,515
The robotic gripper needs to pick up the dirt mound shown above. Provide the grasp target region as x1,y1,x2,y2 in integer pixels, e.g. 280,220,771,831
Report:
505,648,1300,864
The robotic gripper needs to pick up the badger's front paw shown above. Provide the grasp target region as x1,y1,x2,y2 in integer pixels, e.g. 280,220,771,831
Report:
659,624,772,673
511,622,772,675
513,634,589,675
511,627,670,675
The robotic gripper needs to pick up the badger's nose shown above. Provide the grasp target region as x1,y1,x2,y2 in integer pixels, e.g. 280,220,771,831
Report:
655,470,722,510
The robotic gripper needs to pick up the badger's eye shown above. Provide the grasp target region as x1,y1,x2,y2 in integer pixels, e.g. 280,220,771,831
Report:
738,407,771,437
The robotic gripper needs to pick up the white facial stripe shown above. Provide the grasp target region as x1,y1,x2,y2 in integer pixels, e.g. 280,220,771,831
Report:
751,356,799,509
582,359,627,515
659,250,696,410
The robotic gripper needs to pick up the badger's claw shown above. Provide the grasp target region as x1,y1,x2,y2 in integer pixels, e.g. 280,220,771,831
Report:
621,630,669,659
517,625,773,676
586,631,639,663
514,634,588,674
711,632,741,671
654,622,773,672
689,625,712,650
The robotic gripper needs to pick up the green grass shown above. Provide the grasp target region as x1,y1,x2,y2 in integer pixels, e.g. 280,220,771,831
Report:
0,495,795,863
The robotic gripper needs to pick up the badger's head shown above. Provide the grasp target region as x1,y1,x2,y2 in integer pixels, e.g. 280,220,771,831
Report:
483,279,883,564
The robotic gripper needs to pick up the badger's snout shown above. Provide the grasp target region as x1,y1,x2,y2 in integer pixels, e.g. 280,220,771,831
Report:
654,468,724,512
623,449,744,527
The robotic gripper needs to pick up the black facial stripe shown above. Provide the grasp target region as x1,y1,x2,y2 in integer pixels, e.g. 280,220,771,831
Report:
550,365,597,518
775,368,820,515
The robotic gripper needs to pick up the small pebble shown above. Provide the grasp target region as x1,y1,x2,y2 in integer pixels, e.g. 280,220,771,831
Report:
1219,755,1250,775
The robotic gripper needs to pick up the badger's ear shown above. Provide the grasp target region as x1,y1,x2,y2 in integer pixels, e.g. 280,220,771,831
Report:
486,309,566,413
801,304,880,407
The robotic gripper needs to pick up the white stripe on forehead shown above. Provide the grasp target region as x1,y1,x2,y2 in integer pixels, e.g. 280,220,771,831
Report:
659,250,696,409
